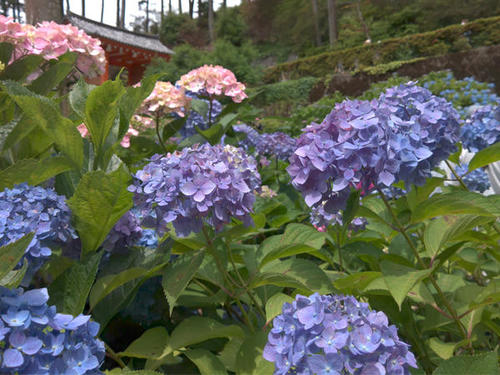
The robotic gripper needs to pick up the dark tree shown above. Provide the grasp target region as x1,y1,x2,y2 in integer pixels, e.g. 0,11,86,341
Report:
327,0,337,46
311,0,321,46
25,0,63,24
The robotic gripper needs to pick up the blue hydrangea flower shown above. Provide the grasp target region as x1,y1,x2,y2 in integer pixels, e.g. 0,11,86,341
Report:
233,124,297,161
454,164,491,193
129,143,261,237
0,184,77,279
136,229,159,248
102,211,143,252
309,204,366,232
178,92,222,138
461,103,500,153
263,293,417,375
288,83,460,216
0,287,104,374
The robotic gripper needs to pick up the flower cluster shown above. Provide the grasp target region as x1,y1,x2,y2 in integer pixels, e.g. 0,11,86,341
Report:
178,92,222,138
0,16,106,78
129,143,261,237
263,293,417,375
288,83,460,214
139,81,190,118
77,123,138,148
102,211,143,252
455,164,491,193
177,65,247,103
461,104,500,153
0,286,104,374
309,204,366,233
0,184,76,278
233,124,297,161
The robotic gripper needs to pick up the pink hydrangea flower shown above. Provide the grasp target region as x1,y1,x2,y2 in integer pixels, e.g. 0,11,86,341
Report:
77,123,89,138
120,127,140,148
139,81,190,118
177,65,247,103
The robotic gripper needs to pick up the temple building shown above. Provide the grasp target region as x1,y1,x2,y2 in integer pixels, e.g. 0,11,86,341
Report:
66,13,173,85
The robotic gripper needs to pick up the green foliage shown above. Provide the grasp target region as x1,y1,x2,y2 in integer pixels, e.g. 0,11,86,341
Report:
0,233,33,285
216,7,248,46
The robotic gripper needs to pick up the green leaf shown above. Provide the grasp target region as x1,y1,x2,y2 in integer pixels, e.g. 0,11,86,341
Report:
265,293,294,323
28,53,78,95
197,113,238,145
342,189,360,228
333,271,382,295
163,317,244,357
0,259,28,288
0,42,13,65
0,92,15,124
191,99,210,116
84,79,125,155
185,349,228,375
90,267,150,309
1,115,36,152
11,95,83,169
432,351,498,375
68,168,133,253
162,250,205,314
235,331,274,375
162,117,187,140
48,251,103,316
423,218,447,257
381,261,432,310
412,192,500,222
258,223,325,268
0,55,44,81
69,79,95,119
428,337,456,360
468,142,500,171
119,327,169,359
256,258,334,294
0,233,34,281
0,157,74,190
106,370,163,375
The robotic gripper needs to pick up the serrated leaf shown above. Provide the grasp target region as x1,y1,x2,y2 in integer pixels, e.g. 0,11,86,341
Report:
185,349,228,375
163,317,244,357
11,95,83,169
0,55,44,81
69,79,95,119
333,271,382,295
0,233,34,281
162,250,205,314
48,251,103,316
265,293,294,323
0,259,28,288
28,52,77,94
432,351,498,375
119,327,170,359
0,157,74,190
68,168,133,253
469,142,500,171
428,337,456,360
0,42,13,65
235,331,274,375
381,261,431,310
106,369,163,375
424,218,447,257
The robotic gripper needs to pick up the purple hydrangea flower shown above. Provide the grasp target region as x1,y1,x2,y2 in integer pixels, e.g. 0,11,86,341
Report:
233,124,297,161
0,184,77,280
461,103,500,153
309,204,366,232
264,293,417,375
288,83,460,217
129,143,261,237
0,287,104,374
455,164,491,193
102,211,143,252
178,92,222,138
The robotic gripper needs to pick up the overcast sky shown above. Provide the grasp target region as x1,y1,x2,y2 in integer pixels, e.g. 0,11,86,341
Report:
68,0,241,29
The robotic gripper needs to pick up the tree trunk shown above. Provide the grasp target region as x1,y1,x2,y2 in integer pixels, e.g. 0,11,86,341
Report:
188,0,194,18
81,0,85,17
120,0,126,28
168,0,172,14
161,0,164,23
222,0,227,8
25,0,63,24
208,0,214,44
145,0,150,32
356,0,370,40
311,0,321,46
100,0,105,22
327,0,337,47
116,0,120,27
178,0,182,13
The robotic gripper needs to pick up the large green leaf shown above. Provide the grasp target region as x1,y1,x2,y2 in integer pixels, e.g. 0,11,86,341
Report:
468,142,500,171
0,233,34,281
84,79,125,156
68,168,133,253
432,351,498,375
333,271,382,295
11,95,83,169
69,79,95,119
258,223,325,268
185,349,228,375
235,331,274,375
0,55,44,81
106,370,163,375
48,251,103,316
412,192,500,222
265,293,294,323
197,113,238,145
162,250,205,314
0,42,13,65
1,115,36,152
0,259,28,289
0,157,74,190
381,261,432,310
28,52,77,95
119,327,170,359
163,317,244,357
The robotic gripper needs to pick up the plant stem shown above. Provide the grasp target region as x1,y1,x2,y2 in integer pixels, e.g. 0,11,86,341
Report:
376,186,468,338
105,342,127,368
208,97,213,128
155,112,167,153
445,160,468,190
